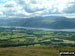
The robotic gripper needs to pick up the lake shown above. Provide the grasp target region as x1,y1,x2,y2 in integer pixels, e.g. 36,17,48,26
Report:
0,26,75,32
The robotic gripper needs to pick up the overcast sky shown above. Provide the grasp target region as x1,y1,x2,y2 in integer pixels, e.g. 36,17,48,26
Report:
0,0,75,18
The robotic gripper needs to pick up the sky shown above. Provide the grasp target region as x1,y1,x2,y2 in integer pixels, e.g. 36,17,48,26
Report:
0,0,75,18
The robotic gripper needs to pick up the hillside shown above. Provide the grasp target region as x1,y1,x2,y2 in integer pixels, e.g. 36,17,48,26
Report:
0,16,75,29
0,46,75,56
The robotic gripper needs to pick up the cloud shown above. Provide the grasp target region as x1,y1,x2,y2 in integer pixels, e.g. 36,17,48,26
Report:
0,11,3,15
63,3,75,13
64,13,75,18
0,0,75,18
4,1,17,7
2,1,31,17
12,0,75,15
17,0,45,13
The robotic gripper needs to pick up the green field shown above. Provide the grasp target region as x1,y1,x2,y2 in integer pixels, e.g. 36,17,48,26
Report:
0,28,75,47
0,28,75,56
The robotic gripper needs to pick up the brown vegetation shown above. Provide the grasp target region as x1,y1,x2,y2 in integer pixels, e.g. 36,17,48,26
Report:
0,46,75,56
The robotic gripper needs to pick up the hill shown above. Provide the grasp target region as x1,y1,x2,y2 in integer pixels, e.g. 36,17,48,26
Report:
0,16,75,29
0,46,75,56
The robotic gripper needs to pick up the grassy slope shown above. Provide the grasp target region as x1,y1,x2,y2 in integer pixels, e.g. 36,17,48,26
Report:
0,46,75,56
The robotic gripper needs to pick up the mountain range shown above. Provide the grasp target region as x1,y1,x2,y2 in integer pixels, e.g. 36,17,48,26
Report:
0,16,75,29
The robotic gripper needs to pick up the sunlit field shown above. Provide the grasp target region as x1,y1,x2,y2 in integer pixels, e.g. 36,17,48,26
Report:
0,28,75,47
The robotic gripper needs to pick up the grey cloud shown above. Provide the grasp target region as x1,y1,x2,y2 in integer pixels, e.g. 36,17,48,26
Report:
63,3,75,13
24,5,44,13
17,0,45,13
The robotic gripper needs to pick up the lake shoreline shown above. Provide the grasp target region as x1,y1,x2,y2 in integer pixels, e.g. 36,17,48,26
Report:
0,26,75,32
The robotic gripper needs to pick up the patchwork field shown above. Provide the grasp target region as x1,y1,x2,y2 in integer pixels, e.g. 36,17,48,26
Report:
0,28,75,56
0,28,75,47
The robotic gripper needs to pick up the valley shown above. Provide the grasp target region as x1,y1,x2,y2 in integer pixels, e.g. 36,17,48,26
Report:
0,27,75,47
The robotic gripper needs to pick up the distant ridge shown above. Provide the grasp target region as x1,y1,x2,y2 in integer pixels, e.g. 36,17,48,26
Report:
0,16,75,29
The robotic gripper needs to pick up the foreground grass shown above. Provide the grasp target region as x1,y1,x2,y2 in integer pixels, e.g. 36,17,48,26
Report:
0,46,75,56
